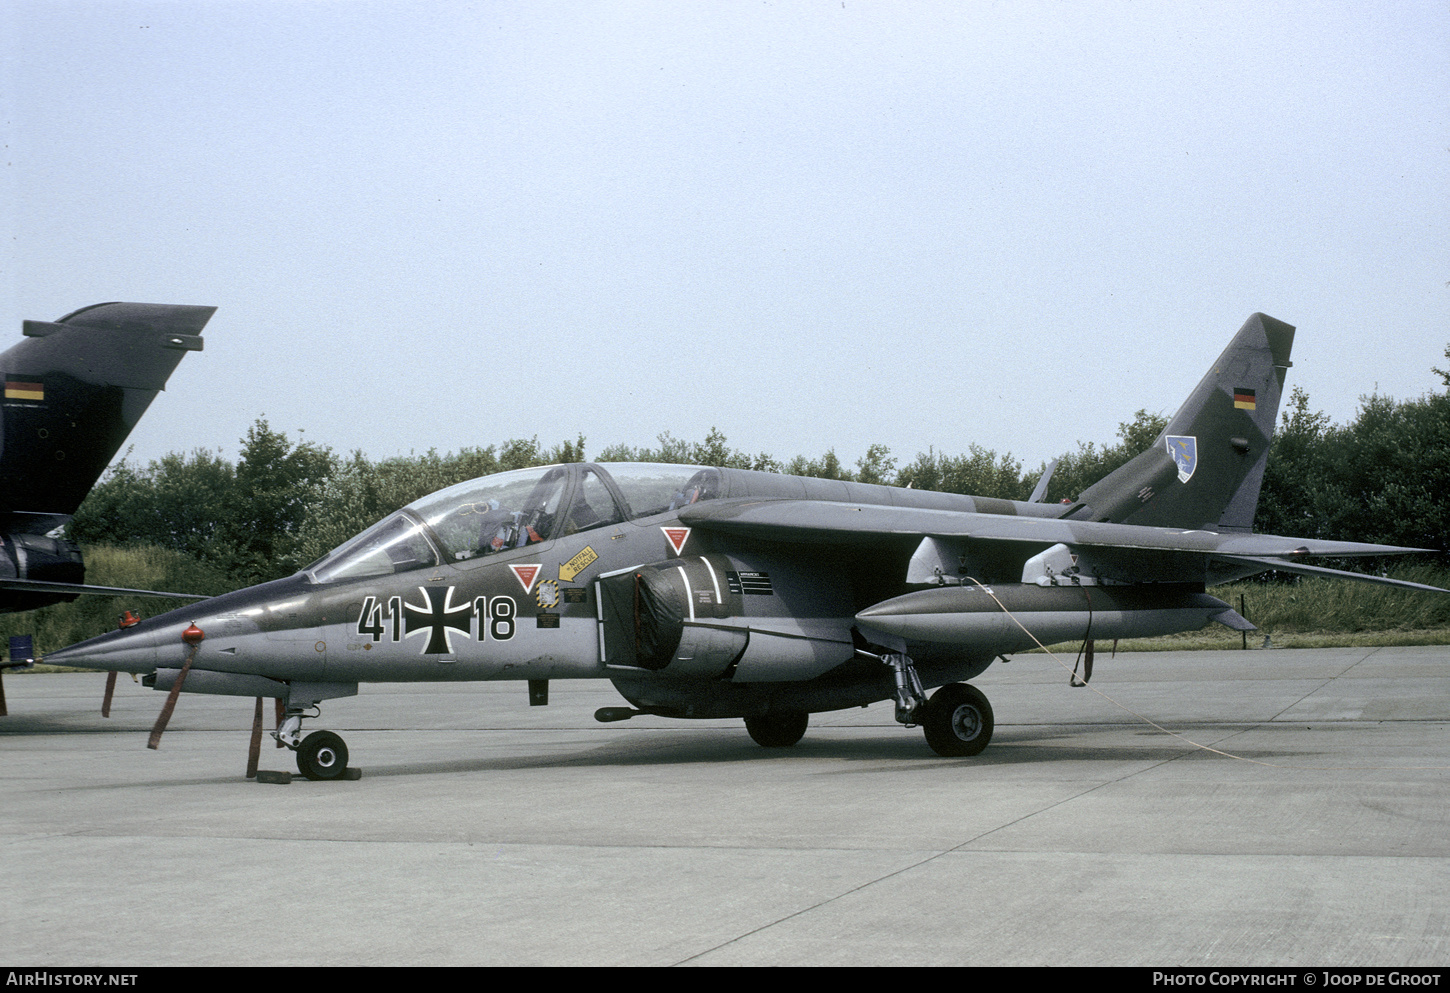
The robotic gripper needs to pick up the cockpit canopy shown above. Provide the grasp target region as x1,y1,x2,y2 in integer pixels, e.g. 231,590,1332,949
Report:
307,463,721,584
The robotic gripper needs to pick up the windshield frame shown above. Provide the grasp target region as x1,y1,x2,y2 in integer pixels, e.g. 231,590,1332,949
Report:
305,508,443,584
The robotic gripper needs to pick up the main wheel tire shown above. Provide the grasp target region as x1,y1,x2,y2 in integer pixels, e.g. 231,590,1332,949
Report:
745,711,809,748
922,683,994,757
297,730,349,780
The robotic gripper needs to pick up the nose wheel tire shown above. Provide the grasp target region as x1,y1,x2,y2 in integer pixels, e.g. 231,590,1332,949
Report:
297,730,350,780
745,711,809,747
922,683,994,757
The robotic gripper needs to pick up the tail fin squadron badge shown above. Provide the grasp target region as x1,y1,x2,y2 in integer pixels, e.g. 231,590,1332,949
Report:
1165,435,1198,483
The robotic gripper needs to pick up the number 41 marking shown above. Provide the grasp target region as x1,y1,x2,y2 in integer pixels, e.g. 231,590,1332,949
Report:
355,596,403,642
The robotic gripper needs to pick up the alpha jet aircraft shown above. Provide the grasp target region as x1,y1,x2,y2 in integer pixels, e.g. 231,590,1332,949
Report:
46,313,1444,778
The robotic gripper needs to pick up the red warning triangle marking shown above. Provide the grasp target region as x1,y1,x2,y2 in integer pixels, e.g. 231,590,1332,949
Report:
509,563,541,594
661,526,690,556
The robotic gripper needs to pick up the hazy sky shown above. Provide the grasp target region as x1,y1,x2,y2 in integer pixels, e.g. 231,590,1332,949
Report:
5,1,1447,476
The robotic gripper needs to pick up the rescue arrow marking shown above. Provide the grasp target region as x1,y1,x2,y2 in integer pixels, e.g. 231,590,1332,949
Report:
559,545,598,582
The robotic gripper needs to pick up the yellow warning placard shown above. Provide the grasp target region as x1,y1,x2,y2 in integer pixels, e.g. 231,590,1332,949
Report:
560,545,598,582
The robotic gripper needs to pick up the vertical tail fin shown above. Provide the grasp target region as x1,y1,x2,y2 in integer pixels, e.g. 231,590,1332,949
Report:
0,302,214,526
1069,313,1294,532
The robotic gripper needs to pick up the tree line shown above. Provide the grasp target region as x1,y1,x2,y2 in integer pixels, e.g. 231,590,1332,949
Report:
68,350,1450,588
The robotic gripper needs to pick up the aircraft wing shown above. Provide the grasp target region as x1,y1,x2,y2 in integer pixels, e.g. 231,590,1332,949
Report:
0,577,211,600
678,499,1444,590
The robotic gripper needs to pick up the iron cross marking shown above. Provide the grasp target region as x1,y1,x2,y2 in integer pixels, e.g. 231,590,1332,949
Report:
403,586,472,654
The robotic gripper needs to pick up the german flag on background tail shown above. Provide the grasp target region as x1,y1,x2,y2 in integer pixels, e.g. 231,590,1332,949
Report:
4,380,44,401
1233,387,1256,410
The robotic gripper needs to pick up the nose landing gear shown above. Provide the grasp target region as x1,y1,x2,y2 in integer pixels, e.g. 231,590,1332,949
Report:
272,708,356,781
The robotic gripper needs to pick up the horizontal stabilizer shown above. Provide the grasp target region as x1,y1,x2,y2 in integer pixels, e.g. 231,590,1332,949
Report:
1210,556,1450,593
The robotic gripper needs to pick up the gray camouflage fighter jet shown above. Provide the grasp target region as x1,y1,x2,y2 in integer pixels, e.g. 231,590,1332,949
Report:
46,313,1445,778
0,302,215,610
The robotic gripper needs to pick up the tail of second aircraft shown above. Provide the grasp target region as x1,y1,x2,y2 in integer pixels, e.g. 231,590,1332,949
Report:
0,302,214,531
1065,312,1295,533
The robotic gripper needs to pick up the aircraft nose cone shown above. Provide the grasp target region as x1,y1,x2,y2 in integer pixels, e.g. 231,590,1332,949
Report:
44,624,163,674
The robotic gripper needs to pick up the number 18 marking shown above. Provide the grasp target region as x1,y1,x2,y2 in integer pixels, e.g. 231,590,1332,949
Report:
473,595,516,641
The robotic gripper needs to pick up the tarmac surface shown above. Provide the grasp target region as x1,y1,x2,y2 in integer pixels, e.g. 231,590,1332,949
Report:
2,645,1448,967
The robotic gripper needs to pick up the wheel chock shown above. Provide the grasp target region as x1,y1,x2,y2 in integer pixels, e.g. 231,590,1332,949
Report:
254,767,360,783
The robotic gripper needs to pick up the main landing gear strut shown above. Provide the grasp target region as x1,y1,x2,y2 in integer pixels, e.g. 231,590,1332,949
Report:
273,707,352,781
882,651,995,757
